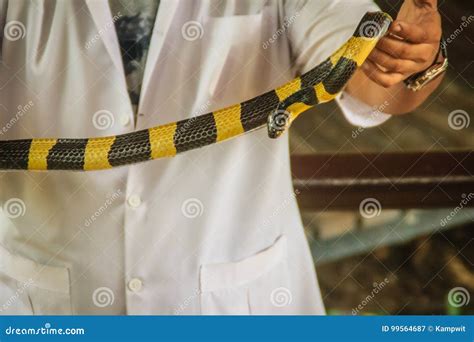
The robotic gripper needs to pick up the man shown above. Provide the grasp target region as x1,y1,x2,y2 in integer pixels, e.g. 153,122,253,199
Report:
0,0,444,314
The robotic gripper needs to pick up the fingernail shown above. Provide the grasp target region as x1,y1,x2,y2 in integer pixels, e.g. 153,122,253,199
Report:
393,24,402,32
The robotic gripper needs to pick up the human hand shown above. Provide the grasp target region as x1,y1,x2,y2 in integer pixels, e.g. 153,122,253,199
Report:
362,0,442,88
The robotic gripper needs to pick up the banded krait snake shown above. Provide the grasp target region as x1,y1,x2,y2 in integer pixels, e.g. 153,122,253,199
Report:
0,12,392,171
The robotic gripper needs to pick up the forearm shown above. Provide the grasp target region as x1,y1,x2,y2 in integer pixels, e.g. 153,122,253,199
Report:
345,69,444,115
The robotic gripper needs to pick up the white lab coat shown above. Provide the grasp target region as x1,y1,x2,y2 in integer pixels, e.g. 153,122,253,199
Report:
0,0,390,315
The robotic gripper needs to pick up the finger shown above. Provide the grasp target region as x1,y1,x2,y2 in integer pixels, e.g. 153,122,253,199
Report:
415,0,437,9
376,37,437,63
390,21,428,44
362,59,404,88
368,48,419,74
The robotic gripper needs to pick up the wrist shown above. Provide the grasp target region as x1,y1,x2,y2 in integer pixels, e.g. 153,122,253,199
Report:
404,38,448,91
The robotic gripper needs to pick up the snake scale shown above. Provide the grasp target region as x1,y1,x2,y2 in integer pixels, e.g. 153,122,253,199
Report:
0,12,392,171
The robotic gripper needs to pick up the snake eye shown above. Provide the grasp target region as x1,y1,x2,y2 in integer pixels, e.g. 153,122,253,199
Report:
267,109,290,139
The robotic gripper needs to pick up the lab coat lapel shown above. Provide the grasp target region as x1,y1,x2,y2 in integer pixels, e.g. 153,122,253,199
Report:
139,0,180,111
85,0,134,120
85,0,125,75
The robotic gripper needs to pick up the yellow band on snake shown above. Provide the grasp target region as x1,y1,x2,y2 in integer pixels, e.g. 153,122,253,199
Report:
0,12,392,171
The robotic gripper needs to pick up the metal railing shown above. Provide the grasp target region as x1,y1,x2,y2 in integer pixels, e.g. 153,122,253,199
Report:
291,150,474,210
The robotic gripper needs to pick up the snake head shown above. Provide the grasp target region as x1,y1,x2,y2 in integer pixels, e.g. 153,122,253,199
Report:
267,109,291,139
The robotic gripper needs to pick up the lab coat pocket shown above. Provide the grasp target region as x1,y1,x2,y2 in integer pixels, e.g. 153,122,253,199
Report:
199,235,290,315
201,14,265,102
0,245,71,315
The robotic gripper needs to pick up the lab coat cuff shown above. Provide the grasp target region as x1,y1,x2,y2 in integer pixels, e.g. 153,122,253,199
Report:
336,91,391,128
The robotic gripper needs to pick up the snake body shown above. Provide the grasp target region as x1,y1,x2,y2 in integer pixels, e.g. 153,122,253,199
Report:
0,12,391,171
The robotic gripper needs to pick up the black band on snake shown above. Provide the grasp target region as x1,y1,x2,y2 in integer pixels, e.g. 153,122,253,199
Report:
0,12,392,171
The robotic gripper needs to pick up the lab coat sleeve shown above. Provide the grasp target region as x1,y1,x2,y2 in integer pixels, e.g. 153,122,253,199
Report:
284,0,391,127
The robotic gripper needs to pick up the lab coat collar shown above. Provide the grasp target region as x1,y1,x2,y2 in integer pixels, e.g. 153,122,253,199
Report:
85,0,180,114
85,0,124,73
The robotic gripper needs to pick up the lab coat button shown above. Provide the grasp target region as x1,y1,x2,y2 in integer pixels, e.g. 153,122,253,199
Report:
128,278,143,292
127,195,142,208
119,115,130,126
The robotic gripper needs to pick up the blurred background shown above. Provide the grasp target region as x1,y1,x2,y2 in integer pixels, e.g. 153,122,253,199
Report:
290,0,473,315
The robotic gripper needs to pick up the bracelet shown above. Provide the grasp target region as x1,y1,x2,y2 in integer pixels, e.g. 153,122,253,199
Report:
404,38,448,92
